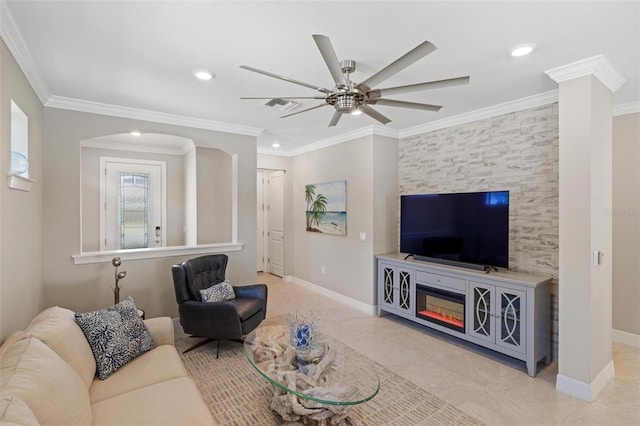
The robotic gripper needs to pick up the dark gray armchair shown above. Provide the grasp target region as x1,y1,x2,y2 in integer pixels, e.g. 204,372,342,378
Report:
172,254,268,356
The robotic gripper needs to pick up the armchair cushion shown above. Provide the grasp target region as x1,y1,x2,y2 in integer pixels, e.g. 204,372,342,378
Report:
183,255,228,301
200,280,235,302
75,297,156,380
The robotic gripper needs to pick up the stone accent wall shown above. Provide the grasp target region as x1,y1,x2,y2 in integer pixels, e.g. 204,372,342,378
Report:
399,103,559,358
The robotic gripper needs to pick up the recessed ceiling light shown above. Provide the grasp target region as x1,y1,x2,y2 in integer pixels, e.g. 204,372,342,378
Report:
130,131,142,136
510,43,537,57
194,71,214,81
272,143,281,148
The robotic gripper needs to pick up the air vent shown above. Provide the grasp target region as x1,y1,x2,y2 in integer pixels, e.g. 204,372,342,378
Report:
260,98,299,112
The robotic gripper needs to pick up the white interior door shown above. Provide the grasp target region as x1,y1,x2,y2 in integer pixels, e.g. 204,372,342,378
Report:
267,170,285,277
257,171,265,271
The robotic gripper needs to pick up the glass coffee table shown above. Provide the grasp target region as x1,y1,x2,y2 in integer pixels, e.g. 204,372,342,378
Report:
244,325,380,424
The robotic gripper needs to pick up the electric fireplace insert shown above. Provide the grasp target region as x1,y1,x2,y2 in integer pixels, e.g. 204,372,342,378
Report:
416,285,465,333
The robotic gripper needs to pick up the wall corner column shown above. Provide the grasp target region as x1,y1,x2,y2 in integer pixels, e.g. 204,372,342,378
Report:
545,55,626,402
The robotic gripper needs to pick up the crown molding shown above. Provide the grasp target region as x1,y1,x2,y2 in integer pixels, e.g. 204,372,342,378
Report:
46,95,264,137
399,90,559,139
613,101,640,117
545,54,626,93
282,125,400,157
0,1,50,103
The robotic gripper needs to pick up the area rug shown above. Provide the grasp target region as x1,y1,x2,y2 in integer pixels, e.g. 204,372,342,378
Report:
174,318,484,426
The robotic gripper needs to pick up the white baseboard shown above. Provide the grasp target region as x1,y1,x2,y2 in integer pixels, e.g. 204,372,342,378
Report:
284,275,377,316
556,360,615,402
613,329,640,348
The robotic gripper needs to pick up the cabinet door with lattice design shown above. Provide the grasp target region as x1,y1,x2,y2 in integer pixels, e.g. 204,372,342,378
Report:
468,282,496,344
380,263,396,311
396,268,414,315
496,288,526,354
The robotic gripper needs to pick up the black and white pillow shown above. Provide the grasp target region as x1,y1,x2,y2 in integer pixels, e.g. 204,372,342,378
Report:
74,297,156,380
200,280,236,302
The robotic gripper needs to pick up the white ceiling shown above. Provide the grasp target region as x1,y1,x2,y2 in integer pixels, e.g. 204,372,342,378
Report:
2,1,639,155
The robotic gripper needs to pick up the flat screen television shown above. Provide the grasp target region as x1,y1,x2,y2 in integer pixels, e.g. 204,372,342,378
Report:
400,191,509,270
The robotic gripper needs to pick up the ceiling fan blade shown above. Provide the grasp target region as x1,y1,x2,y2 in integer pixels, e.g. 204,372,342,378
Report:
312,34,348,86
358,41,437,90
240,96,326,100
328,111,342,127
240,65,330,94
359,105,391,125
281,103,328,118
370,99,442,112
372,76,470,97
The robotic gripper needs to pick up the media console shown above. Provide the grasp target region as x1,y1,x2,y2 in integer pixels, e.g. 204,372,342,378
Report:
377,253,552,377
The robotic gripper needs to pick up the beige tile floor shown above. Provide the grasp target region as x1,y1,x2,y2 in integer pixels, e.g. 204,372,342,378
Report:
258,272,640,425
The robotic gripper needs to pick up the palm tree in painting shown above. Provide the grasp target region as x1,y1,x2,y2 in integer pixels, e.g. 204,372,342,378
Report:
305,184,328,232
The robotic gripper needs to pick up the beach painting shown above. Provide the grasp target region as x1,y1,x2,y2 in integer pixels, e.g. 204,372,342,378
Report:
305,180,347,235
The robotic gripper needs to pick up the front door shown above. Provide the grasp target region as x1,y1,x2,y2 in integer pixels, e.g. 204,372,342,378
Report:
101,157,165,250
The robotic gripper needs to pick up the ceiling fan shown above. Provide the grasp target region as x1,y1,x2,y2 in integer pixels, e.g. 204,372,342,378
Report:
240,34,470,127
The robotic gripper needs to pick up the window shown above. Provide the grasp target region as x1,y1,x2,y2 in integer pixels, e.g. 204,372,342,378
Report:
100,157,166,251
10,100,29,177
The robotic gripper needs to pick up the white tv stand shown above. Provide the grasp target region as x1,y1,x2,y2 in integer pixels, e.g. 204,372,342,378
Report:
377,253,552,377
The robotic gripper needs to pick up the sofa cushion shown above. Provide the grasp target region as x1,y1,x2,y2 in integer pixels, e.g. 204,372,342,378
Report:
0,337,92,425
89,345,188,403
21,306,96,388
90,377,213,426
75,297,156,380
200,279,236,302
0,395,39,426
143,317,175,346
0,331,24,357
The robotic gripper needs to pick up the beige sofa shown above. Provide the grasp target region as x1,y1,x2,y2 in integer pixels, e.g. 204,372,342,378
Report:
0,306,213,425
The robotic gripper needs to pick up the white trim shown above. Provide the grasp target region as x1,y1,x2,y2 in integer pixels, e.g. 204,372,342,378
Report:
283,125,400,157
556,360,615,402
231,154,239,243
72,242,243,264
0,1,50,103
80,138,194,156
613,102,640,117
284,275,377,316
45,95,264,137
399,90,559,139
7,174,34,192
613,329,640,348
545,55,626,93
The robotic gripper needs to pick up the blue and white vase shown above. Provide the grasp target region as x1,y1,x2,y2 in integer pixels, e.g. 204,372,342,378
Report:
287,311,318,352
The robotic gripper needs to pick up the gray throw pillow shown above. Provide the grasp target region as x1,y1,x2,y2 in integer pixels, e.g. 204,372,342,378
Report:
200,280,236,302
74,297,156,380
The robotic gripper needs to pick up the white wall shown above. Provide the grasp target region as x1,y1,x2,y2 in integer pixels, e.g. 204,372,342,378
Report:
0,39,44,342
41,108,258,320
612,112,640,336
288,135,397,306
196,147,232,244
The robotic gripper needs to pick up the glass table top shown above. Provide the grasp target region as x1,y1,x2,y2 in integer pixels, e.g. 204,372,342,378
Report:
244,325,380,406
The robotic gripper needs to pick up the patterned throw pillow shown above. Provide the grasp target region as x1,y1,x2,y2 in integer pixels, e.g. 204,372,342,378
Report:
74,297,156,380
200,280,236,302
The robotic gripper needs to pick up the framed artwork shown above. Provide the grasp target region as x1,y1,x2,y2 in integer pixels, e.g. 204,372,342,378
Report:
304,180,347,235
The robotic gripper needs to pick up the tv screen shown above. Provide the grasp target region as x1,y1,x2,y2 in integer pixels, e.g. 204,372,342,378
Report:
400,191,509,269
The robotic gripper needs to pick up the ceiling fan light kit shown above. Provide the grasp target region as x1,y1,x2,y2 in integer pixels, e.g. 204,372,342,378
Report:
241,34,470,127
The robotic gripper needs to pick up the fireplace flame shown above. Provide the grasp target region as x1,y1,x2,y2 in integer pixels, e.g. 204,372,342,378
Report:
418,310,464,328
